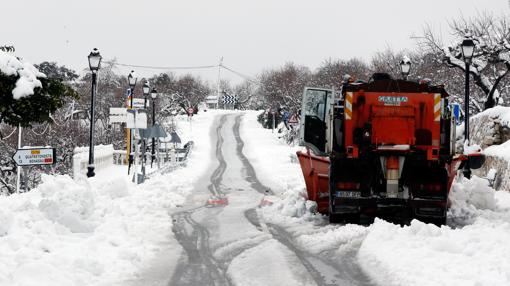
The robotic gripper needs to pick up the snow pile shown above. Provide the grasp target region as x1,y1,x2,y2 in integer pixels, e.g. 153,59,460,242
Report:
0,172,186,285
467,105,510,148
0,50,46,99
240,111,306,202
484,140,510,161
472,105,510,127
358,176,510,286
0,110,220,285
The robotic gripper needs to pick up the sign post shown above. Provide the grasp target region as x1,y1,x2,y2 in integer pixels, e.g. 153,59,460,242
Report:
126,109,147,184
187,107,194,131
16,125,21,194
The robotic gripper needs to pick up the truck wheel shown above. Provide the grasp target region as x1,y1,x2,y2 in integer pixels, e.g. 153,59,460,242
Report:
329,213,360,224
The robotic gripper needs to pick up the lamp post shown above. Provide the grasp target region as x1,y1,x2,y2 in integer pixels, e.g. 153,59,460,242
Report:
142,81,150,167
151,88,158,167
461,37,475,179
400,58,411,80
86,48,102,178
127,70,137,174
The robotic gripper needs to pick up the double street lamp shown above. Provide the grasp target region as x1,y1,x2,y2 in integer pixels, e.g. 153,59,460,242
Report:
86,48,102,178
151,88,158,167
461,37,476,179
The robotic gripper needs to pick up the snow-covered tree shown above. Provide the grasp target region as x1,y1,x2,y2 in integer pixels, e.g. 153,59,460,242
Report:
259,62,312,111
0,51,77,128
420,13,510,110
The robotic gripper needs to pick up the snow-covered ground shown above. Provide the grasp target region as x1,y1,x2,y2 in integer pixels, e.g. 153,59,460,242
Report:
241,111,510,286
2,109,510,286
0,110,223,285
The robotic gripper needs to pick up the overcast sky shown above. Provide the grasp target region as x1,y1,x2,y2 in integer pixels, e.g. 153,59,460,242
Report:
2,0,509,84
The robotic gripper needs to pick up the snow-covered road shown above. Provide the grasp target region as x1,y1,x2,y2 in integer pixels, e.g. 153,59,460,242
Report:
3,110,510,286
169,113,369,286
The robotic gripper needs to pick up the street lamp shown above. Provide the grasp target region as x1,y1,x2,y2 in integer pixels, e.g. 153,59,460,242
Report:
151,88,157,167
461,37,475,179
128,70,137,86
127,70,137,174
86,48,102,178
400,58,411,80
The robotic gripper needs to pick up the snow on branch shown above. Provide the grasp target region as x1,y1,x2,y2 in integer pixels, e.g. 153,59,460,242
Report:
0,50,46,99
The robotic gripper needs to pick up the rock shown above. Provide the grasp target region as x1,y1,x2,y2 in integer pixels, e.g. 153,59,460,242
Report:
483,136,495,146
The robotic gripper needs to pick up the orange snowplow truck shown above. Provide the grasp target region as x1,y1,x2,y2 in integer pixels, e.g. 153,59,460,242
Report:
297,73,483,225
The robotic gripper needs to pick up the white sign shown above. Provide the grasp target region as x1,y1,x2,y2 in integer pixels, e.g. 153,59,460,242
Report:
109,107,127,123
126,110,148,129
13,148,55,166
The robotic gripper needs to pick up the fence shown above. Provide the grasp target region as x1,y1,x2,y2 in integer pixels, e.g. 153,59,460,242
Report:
73,144,114,178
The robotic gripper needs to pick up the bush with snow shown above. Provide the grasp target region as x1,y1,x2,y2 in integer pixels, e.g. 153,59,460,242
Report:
0,50,45,99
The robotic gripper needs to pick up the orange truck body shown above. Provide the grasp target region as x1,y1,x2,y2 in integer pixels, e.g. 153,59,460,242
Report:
296,74,474,224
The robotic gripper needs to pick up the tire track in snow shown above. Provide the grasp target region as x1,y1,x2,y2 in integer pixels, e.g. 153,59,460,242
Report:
208,114,228,197
232,114,274,196
170,114,232,286
234,114,371,286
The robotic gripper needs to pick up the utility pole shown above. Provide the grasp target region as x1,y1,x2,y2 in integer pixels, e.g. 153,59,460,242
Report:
216,56,223,109
16,124,21,194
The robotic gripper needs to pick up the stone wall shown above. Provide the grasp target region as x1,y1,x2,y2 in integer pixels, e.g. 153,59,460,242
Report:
467,106,510,191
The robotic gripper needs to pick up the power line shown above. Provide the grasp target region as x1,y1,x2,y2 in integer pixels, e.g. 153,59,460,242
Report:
221,64,260,84
103,60,260,84
103,61,217,70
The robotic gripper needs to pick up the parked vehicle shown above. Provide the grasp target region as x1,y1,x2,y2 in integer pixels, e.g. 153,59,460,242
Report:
297,73,484,225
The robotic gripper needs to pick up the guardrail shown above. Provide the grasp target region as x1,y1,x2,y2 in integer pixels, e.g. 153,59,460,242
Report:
73,144,114,178
152,141,194,176
72,142,194,180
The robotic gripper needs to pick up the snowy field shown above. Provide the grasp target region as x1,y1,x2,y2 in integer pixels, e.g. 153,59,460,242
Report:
2,109,510,286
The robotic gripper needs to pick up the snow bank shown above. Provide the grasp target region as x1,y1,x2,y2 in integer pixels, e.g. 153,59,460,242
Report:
0,51,46,99
467,105,510,148
0,110,220,285
0,171,187,285
358,176,510,286
240,111,306,201
484,140,510,162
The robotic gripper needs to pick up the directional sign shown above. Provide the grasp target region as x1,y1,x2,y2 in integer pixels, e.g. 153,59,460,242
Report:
13,147,56,166
109,107,127,123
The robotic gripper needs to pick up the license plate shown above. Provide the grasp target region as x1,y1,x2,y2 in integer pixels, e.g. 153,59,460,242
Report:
335,191,361,198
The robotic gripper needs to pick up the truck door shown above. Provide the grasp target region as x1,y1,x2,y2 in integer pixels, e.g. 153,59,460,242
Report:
299,87,332,155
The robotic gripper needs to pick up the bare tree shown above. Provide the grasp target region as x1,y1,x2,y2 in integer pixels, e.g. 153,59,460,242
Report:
259,62,312,111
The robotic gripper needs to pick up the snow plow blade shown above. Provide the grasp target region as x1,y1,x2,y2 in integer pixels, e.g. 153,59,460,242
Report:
296,150,330,214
